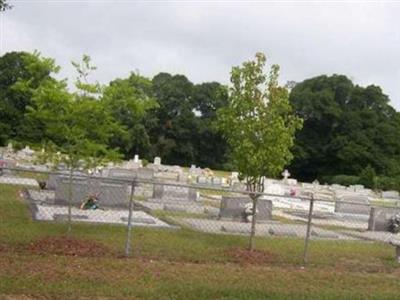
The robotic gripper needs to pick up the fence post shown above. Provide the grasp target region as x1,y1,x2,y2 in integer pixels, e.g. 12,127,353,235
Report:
67,168,73,233
303,192,314,266
125,179,136,257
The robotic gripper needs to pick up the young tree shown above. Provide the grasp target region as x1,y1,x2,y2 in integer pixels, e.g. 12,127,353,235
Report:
217,53,302,250
26,55,122,230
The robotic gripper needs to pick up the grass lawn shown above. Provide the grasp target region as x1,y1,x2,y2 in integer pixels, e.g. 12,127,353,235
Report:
0,183,399,299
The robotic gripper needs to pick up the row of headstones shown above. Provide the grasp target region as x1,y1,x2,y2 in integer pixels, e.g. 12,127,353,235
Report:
221,196,400,230
334,195,400,232
51,175,200,207
50,173,272,222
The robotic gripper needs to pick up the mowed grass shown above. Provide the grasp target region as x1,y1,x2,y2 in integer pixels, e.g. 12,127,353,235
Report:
0,183,400,299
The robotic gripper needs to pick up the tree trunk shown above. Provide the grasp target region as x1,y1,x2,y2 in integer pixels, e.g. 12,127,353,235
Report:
248,194,259,251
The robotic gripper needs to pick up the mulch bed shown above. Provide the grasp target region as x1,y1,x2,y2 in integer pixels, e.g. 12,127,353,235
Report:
25,236,114,257
226,247,278,265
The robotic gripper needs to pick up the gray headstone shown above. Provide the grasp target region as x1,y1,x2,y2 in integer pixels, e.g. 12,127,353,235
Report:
334,195,370,215
197,176,207,184
382,191,400,200
152,184,198,201
219,196,272,222
108,168,136,179
212,177,222,186
137,168,154,180
55,177,128,207
46,174,59,190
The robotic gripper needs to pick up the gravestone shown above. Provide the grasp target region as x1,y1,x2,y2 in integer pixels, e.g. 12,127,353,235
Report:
334,194,370,215
264,183,285,195
152,184,198,201
219,196,272,222
232,182,246,191
197,176,207,185
47,174,59,190
108,168,136,179
137,168,154,180
55,177,128,207
368,207,400,231
212,177,222,186
178,173,189,183
382,191,400,200
124,159,142,169
230,172,239,185
154,157,161,165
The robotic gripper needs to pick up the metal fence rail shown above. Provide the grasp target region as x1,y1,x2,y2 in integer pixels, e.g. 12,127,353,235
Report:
1,167,400,264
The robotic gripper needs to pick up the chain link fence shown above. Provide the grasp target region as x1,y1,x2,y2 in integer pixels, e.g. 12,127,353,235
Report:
1,166,399,264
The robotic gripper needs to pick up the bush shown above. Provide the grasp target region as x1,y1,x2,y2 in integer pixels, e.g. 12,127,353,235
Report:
323,174,361,187
376,176,400,192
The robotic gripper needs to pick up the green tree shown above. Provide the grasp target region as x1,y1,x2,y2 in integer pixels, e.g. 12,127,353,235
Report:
192,82,229,169
0,0,12,11
150,73,196,166
25,55,122,169
217,53,302,250
25,55,122,229
102,72,158,159
0,51,56,145
289,75,400,182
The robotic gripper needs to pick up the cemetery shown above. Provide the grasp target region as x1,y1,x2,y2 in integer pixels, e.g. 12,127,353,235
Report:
2,146,400,247
2,2,400,298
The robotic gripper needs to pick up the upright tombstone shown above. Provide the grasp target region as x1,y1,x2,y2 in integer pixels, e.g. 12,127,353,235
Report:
108,168,136,180
219,196,272,222
178,173,189,183
54,177,128,207
154,157,161,165
197,176,208,185
47,173,60,190
137,168,154,180
152,184,198,202
281,169,291,184
334,194,371,215
230,172,239,185
368,207,400,231
382,191,400,200
212,177,222,186
6,143,13,154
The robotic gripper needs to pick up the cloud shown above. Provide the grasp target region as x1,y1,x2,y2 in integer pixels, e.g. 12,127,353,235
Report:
2,0,400,108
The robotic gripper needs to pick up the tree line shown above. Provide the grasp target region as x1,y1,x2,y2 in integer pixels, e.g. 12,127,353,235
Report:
1,51,400,189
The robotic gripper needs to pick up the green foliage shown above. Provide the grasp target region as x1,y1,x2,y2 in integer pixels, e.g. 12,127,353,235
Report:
359,165,377,190
323,175,361,187
0,51,56,145
148,73,228,168
290,75,400,181
217,53,302,192
25,55,122,169
102,72,158,159
0,0,12,11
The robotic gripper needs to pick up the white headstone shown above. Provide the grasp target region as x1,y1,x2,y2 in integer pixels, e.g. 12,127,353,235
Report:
282,169,290,181
154,157,161,165
134,154,139,163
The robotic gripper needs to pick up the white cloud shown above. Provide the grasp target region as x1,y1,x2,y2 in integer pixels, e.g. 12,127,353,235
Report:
2,0,400,108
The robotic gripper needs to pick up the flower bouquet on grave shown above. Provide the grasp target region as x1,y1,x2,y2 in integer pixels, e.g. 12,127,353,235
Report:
80,192,102,210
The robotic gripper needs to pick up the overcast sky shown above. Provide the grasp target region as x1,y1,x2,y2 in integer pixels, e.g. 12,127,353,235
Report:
1,0,400,108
